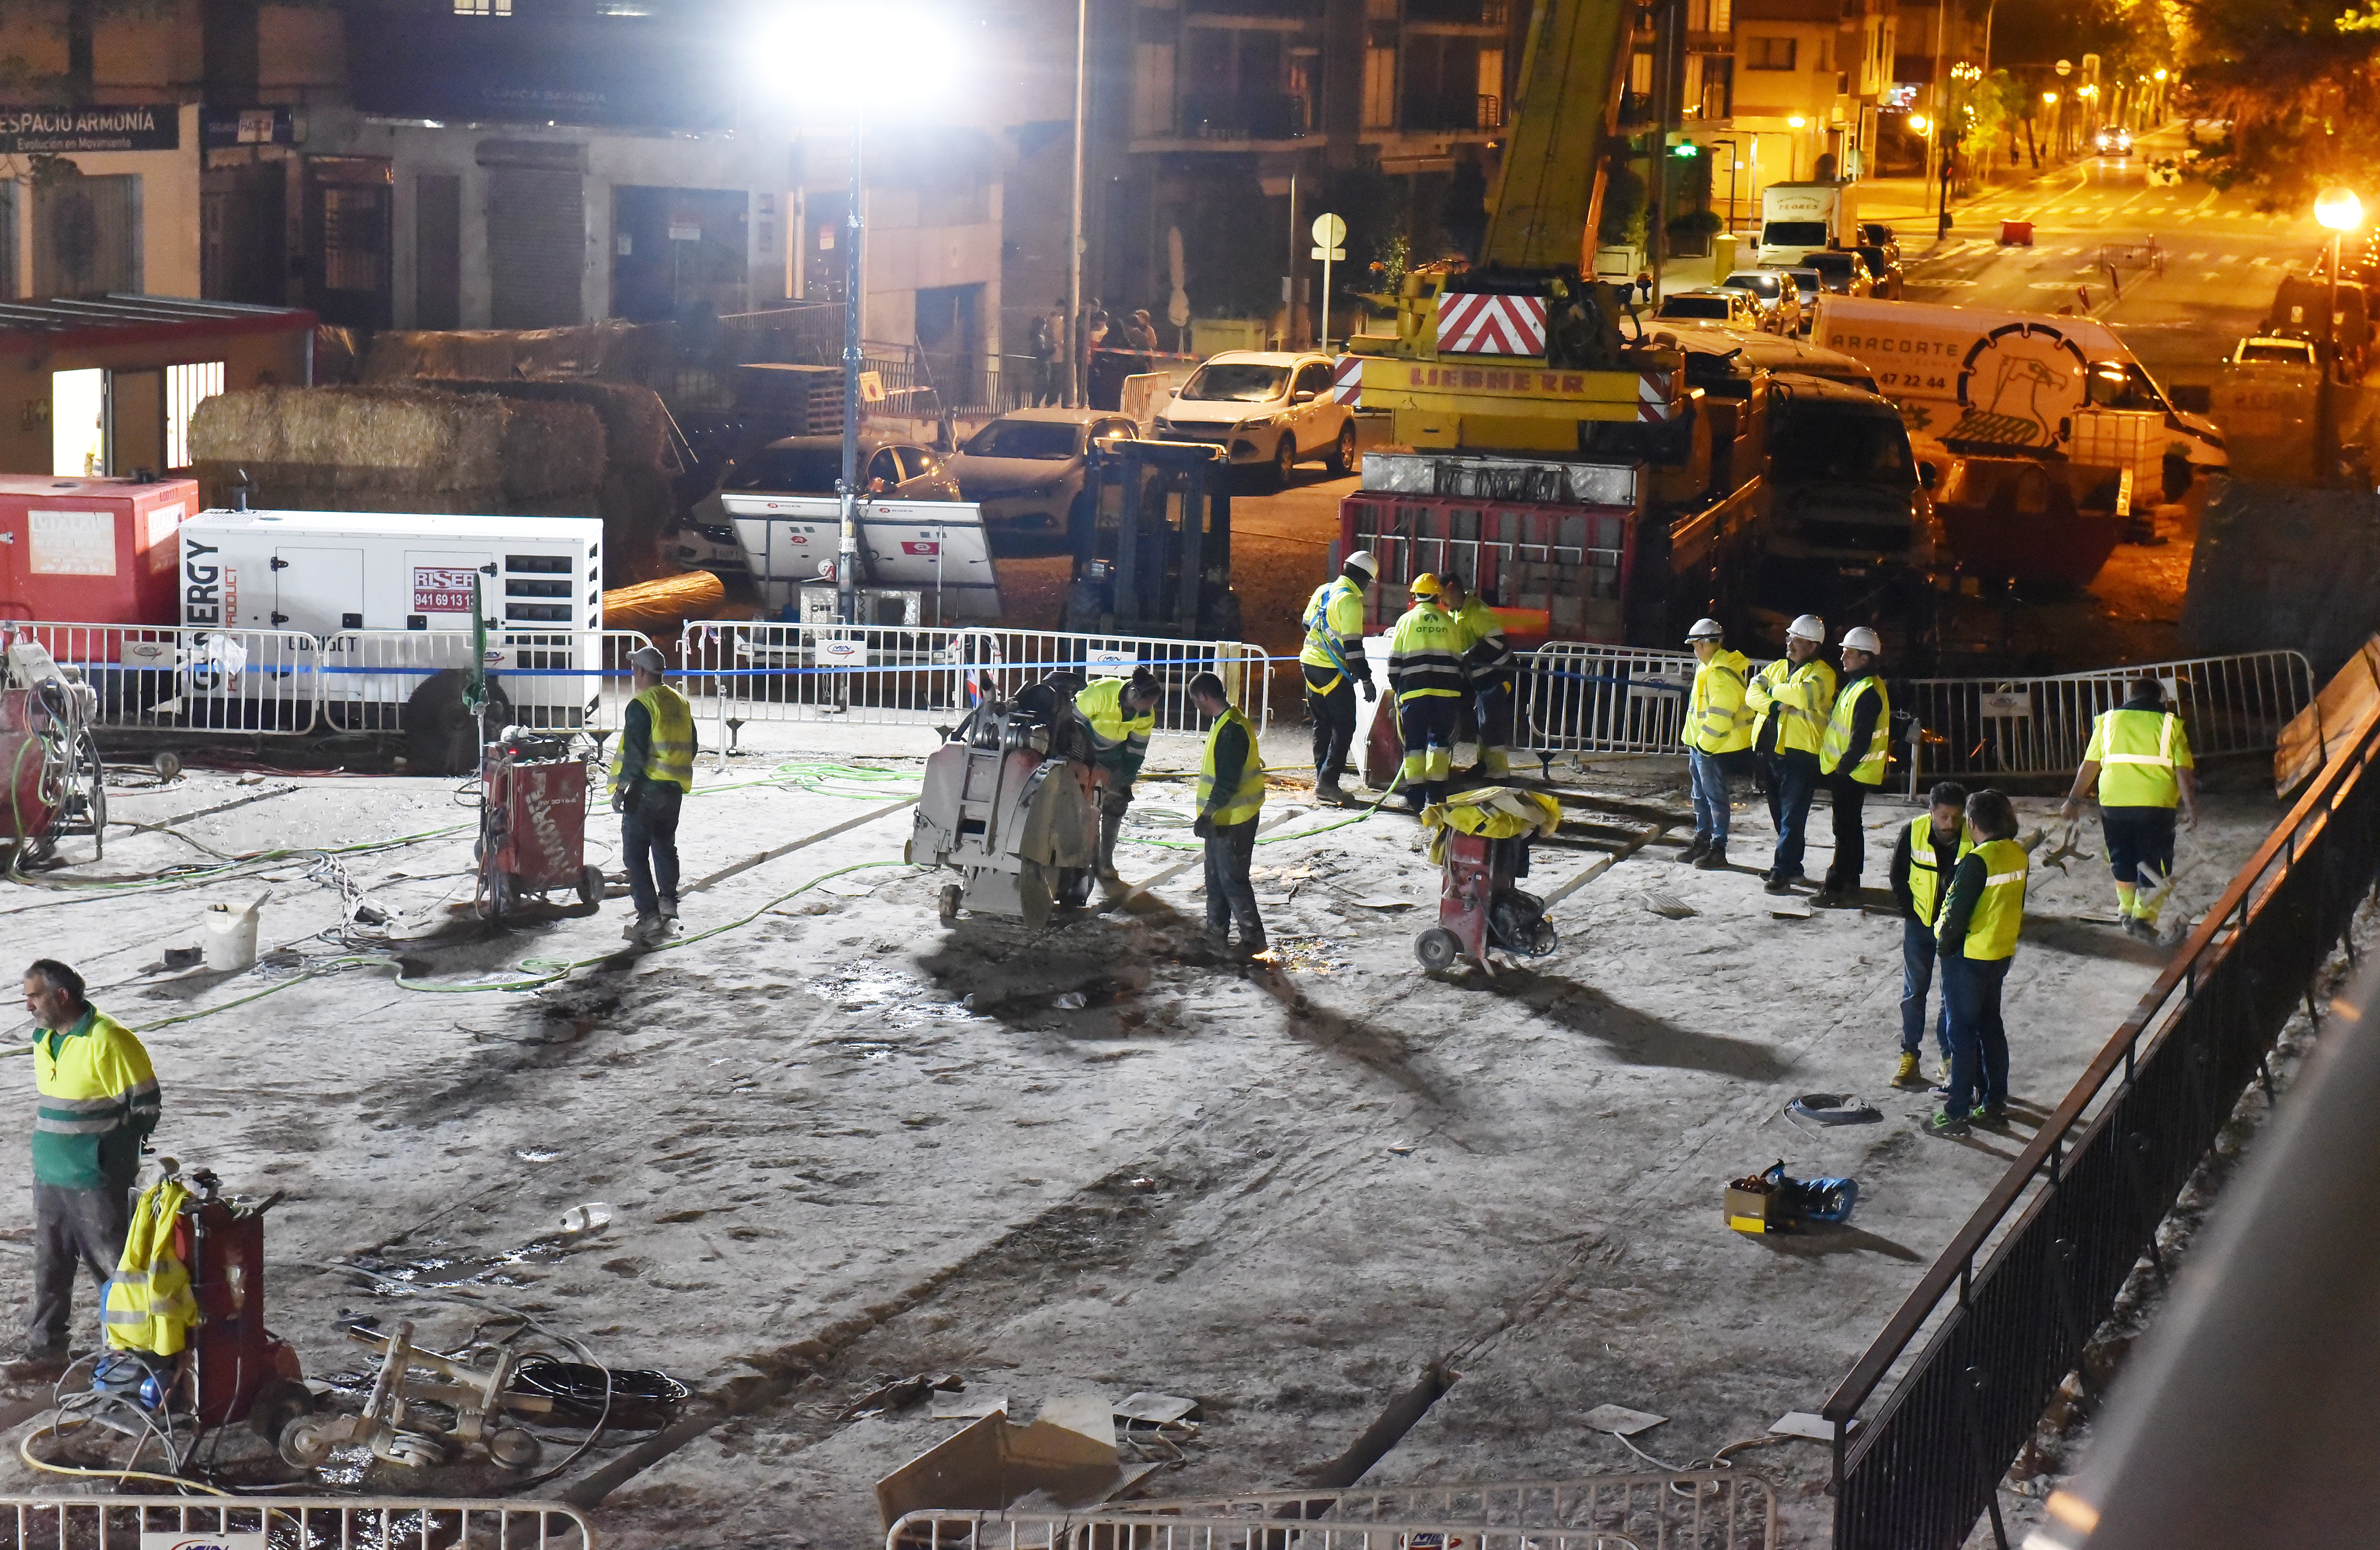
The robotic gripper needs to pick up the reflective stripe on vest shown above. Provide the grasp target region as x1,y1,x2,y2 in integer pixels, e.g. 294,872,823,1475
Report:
102,1179,197,1357
1751,658,1835,756
1682,649,1754,755
1453,598,1516,679
2094,709,2183,809
1198,708,1267,825
1945,838,2028,961
611,685,696,794
1388,603,1466,701
1819,675,1892,785
1905,814,1975,926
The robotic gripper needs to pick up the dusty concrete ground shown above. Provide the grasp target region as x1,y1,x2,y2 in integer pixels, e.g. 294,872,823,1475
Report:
0,726,2281,1548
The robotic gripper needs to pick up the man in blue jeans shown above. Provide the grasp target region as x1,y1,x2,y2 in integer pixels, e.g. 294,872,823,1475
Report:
1927,788,2030,1137
1887,781,1969,1088
1744,614,1835,894
609,646,697,945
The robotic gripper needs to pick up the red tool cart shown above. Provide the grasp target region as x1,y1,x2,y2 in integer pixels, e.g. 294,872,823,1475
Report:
1415,792,1564,973
476,730,604,922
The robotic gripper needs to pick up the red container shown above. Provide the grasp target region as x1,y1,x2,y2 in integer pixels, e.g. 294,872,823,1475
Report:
1999,220,2035,247
0,474,198,624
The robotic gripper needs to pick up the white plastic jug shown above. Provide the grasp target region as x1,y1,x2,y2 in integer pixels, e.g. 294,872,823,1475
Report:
201,891,268,972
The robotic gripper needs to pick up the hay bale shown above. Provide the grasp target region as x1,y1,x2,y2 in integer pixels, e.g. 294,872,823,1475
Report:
189,385,605,515
430,380,678,583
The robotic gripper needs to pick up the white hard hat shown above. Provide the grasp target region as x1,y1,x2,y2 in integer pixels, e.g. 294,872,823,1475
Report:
1840,626,1881,654
1787,614,1827,644
1343,549,1378,580
1685,617,1725,641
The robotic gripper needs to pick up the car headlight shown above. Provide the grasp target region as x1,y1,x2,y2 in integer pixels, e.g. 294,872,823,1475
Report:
1243,416,1275,429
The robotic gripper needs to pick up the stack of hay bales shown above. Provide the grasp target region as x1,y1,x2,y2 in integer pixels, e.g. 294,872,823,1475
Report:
191,384,603,518
432,379,677,586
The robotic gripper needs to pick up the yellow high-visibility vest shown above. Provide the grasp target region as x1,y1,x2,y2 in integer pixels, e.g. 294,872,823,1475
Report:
1198,707,1267,825
1073,677,1154,776
1387,603,1466,702
610,684,696,795
1683,648,1754,755
1904,814,1975,925
34,1008,159,1190
103,1179,197,1357
2087,707,2191,808
1942,837,2028,961
1746,656,1837,756
1300,577,1368,686
1819,674,1892,785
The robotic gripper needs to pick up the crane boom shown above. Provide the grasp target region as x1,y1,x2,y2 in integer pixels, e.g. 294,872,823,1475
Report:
1479,0,1635,273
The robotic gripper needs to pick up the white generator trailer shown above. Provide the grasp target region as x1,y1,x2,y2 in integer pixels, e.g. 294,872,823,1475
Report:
176,509,606,766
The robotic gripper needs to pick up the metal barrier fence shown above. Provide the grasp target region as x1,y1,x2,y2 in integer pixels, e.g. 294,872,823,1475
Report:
678,621,1269,738
890,1512,1643,1550
1821,662,2380,1549
1119,1470,1777,1550
315,628,657,735
0,1494,593,1549
1521,642,1699,756
3,620,324,735
1898,650,2313,780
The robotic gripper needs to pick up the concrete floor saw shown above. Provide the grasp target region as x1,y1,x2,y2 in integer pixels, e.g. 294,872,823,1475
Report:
908,681,1104,928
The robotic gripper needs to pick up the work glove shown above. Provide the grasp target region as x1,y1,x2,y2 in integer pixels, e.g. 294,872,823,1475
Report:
1193,814,1215,840
1360,679,1376,703
611,788,626,815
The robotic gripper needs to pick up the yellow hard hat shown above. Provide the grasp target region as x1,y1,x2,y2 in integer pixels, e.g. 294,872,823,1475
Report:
1409,572,1443,598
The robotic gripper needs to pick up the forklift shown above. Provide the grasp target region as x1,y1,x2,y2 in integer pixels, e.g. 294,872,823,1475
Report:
1061,439,1242,643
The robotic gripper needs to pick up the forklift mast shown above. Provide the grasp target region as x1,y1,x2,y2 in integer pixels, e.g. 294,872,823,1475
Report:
1064,438,1241,642
1479,0,1638,274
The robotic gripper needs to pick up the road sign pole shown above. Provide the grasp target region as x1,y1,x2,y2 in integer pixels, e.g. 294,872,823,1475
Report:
1310,213,1347,353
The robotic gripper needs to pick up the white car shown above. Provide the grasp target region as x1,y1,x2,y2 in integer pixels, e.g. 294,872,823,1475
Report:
1150,350,1356,485
1717,270,1803,335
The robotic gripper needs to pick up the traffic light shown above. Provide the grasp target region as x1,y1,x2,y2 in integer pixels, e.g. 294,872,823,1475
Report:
1672,142,1701,157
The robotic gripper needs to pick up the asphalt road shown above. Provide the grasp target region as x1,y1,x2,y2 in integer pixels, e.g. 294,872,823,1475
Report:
1901,126,2332,387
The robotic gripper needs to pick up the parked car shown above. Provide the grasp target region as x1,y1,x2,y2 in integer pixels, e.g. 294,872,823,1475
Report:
1854,244,1907,300
1151,351,1356,484
1762,265,1826,333
1805,249,1878,298
1717,270,1802,335
2093,126,2134,156
1858,222,1900,266
678,434,959,574
1653,286,1764,332
947,407,1140,536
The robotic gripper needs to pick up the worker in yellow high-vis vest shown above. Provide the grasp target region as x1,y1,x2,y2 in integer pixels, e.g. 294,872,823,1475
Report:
1679,617,1753,871
1744,613,1836,894
1887,780,1972,1090
1071,667,1161,885
1443,574,1519,779
610,645,698,945
1299,549,1376,806
1386,574,1466,813
1812,626,1892,909
2060,676,2199,941
14,959,159,1381
1188,671,1266,957
1926,788,2028,1138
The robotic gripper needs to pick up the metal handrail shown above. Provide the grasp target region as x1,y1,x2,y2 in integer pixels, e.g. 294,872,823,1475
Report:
1820,669,2380,1439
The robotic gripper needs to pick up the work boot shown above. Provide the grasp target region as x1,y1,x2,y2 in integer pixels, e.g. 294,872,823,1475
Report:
1314,779,1351,808
1695,843,1730,871
1973,1103,2010,1129
2122,913,2159,941
1892,1051,1924,1088
623,911,663,944
1762,873,1795,896
658,893,680,921
1237,934,1270,960
1678,835,1711,865
1922,1110,1970,1139
1813,886,1858,909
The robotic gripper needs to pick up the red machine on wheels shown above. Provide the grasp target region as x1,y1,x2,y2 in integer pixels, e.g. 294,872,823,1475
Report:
476,730,604,922
1414,790,1564,973
0,641,105,867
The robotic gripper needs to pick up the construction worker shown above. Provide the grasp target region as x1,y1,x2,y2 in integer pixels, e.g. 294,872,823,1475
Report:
1888,781,1971,1089
1813,626,1892,908
1927,788,2029,1137
611,644,697,945
1445,576,1519,779
12,960,159,1380
1299,549,1377,805
1679,618,1753,869
1188,671,1266,957
1386,574,1467,812
2060,676,2199,940
1744,614,1837,894
1071,667,1161,885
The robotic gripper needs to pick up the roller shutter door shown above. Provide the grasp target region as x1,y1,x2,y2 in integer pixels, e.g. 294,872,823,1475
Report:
486,162,583,328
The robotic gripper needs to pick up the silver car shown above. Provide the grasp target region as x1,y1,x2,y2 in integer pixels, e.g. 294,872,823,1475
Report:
947,407,1140,536
1719,269,1803,336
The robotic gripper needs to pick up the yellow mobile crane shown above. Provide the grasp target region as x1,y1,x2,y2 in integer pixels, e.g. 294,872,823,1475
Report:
1337,0,1769,653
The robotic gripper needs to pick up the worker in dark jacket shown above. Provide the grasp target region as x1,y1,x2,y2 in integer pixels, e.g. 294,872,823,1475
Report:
1812,626,1891,907
1887,781,1970,1089
1926,789,2029,1137
1189,671,1266,957
12,959,159,1381
610,645,698,945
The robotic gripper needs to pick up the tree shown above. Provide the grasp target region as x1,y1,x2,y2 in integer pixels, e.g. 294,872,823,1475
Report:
2185,0,2380,205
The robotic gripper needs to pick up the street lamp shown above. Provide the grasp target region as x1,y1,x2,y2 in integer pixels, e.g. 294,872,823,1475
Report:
2315,187,2363,482
756,3,963,625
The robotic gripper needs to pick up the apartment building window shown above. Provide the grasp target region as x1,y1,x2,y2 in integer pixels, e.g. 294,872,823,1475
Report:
1364,45,1397,128
1745,36,1796,70
1688,0,1731,31
454,0,512,14
1700,55,1733,117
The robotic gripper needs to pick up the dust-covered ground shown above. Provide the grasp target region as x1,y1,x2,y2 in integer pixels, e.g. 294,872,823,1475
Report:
0,724,2283,1547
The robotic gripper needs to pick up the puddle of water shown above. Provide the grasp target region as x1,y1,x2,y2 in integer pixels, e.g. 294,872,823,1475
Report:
806,965,983,1032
